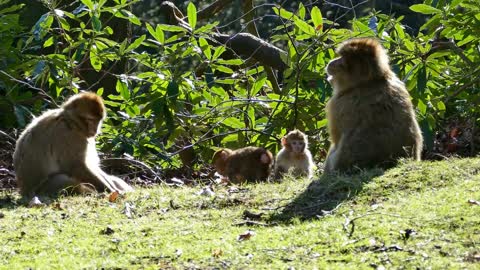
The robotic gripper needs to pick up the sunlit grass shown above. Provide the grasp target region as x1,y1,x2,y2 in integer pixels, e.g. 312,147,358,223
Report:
0,158,479,268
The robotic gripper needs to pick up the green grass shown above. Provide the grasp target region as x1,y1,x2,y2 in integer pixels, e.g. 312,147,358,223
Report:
1,158,479,269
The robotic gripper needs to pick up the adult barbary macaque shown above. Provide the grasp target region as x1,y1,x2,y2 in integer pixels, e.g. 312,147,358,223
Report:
212,146,274,183
14,92,133,196
274,130,314,179
324,38,423,173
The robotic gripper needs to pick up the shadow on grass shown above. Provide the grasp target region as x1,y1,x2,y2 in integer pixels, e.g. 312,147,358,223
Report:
0,192,21,209
269,168,384,223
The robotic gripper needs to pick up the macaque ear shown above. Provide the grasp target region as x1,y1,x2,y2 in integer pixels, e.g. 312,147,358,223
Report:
220,150,230,160
281,136,287,146
260,153,271,164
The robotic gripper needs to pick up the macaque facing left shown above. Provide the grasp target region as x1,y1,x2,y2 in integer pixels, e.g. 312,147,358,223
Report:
324,38,423,173
212,146,274,184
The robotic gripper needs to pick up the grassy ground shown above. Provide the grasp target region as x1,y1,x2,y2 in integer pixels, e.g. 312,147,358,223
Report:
0,158,479,269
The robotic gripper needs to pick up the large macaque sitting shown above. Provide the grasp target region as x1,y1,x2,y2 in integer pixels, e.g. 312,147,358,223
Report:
324,38,423,173
14,92,133,197
274,130,314,179
212,146,274,184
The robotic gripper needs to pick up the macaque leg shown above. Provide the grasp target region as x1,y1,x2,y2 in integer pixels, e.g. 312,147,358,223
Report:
37,174,96,195
274,167,285,180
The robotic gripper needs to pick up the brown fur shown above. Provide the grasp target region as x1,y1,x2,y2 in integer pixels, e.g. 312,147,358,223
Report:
212,146,274,183
14,92,133,197
274,130,314,179
324,38,423,173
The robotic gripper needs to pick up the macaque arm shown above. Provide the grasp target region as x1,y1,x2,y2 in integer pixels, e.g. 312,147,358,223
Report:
100,171,134,192
71,164,118,192
324,145,337,174
274,165,286,180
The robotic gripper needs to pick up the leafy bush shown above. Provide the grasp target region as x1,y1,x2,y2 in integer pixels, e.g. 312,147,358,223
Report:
0,0,478,170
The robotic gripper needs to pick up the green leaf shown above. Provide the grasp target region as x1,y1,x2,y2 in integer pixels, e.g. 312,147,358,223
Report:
272,6,296,21
89,47,102,72
43,36,54,48
217,59,243,66
187,2,197,29
14,105,27,127
214,65,234,74
92,15,102,31
410,4,441,14
317,118,328,128
310,6,323,31
116,79,130,100
394,23,405,39
251,76,267,96
167,81,179,101
80,0,94,10
33,13,53,40
417,65,427,93
248,107,255,127
32,60,46,78
436,101,446,111
146,23,165,44
221,133,238,144
126,35,145,52
298,3,306,19
417,99,427,115
199,37,211,59
0,4,25,14
157,24,188,32
223,117,244,129
212,46,226,60
294,18,315,35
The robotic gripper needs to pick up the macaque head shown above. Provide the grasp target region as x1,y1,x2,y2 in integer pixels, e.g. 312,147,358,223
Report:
212,148,233,176
326,38,392,91
63,92,106,137
282,130,308,155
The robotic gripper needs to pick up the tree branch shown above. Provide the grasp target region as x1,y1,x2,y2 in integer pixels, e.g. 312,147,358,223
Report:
197,0,235,21
159,1,287,73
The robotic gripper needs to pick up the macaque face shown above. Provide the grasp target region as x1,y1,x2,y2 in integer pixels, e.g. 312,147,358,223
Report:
289,139,305,154
67,94,105,138
212,149,231,176
82,114,102,137
326,57,344,77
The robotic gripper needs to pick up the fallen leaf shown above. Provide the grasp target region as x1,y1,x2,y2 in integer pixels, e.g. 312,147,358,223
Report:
28,196,45,208
123,202,134,218
468,199,480,206
109,191,120,202
212,249,223,258
237,230,255,241
100,226,115,235
197,186,215,197
175,249,183,257
52,202,63,210
465,251,480,262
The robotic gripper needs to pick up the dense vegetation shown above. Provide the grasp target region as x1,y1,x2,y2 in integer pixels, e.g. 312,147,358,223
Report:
0,0,479,173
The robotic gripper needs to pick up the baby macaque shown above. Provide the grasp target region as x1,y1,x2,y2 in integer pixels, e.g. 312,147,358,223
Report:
14,92,133,197
274,130,314,179
212,146,274,184
324,38,423,173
